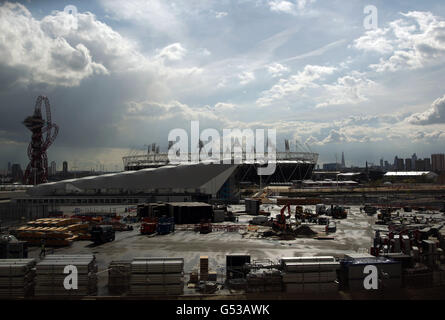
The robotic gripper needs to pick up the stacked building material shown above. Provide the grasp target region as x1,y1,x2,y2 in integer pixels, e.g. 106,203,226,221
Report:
15,218,89,246
200,256,209,281
281,256,339,294
108,260,132,295
35,254,97,297
247,269,282,293
0,259,36,298
129,257,184,296
340,253,401,291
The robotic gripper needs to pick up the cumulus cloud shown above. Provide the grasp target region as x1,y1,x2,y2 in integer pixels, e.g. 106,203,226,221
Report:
268,0,315,15
407,94,445,125
0,3,108,87
257,65,336,106
316,73,376,108
353,28,394,54
267,62,289,77
354,11,445,72
155,43,187,61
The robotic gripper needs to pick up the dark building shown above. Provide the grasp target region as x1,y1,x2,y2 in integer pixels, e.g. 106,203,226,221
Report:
405,158,412,171
395,157,404,171
415,159,425,171
432,154,445,172
424,158,431,171
62,161,68,175
11,164,23,183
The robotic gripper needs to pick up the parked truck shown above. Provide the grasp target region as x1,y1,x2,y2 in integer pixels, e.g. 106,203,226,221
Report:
91,225,115,244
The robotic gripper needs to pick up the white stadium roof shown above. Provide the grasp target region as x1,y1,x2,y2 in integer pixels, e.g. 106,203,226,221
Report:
28,163,238,196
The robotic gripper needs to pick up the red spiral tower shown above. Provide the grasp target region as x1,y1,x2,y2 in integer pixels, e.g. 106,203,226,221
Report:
23,96,59,185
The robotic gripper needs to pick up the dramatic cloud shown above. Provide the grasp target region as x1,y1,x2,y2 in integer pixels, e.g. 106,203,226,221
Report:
2,2,445,169
407,94,445,125
0,3,108,87
354,11,445,72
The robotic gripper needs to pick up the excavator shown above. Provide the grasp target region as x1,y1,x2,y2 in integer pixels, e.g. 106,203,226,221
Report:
272,204,293,231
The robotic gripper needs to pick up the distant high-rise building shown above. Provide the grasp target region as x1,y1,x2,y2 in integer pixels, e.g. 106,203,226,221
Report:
411,153,417,169
380,158,384,168
396,158,404,171
424,158,431,171
415,159,425,171
7,162,11,175
50,161,57,176
63,161,68,175
11,163,23,183
432,154,445,172
405,158,412,171
341,152,345,168
384,160,389,170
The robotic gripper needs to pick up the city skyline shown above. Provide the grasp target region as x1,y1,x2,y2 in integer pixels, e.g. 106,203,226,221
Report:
1,1,445,170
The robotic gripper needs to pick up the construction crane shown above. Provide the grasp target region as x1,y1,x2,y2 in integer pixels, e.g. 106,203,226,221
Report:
23,96,59,185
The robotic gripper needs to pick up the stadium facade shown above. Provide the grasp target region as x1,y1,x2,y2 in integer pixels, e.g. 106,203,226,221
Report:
19,152,317,204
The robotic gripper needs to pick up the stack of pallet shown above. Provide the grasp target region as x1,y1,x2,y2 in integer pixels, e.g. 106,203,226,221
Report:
281,256,339,294
247,269,282,293
15,218,90,246
108,260,132,295
200,256,209,281
129,257,184,296
0,259,36,298
35,254,98,297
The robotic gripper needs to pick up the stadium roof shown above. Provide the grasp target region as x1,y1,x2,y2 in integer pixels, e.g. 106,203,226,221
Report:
27,163,238,196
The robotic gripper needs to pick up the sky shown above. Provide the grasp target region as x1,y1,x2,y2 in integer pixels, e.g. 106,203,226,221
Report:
1,0,445,171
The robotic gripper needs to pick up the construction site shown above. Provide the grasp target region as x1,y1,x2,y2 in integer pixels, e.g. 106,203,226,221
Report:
1,96,445,301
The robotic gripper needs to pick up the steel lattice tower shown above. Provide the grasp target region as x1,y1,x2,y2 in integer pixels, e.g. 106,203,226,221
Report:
23,96,59,185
